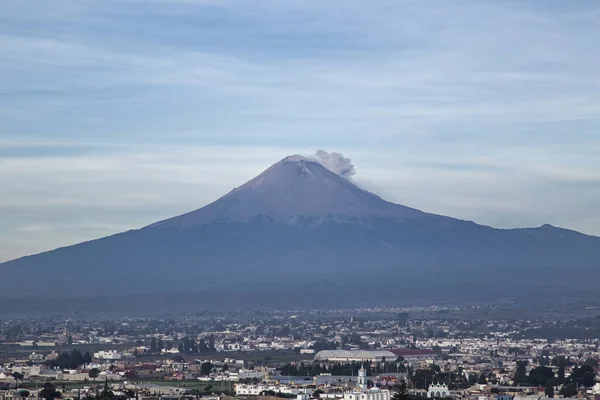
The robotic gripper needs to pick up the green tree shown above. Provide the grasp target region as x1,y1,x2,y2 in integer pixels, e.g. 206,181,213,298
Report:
513,360,529,384
528,366,554,386
413,366,441,389
17,389,30,399
201,362,214,376
392,382,409,400
583,358,599,368
567,365,596,388
12,372,24,388
39,383,62,400
560,383,577,398
150,338,158,353
99,378,114,400
88,368,100,382
397,312,410,326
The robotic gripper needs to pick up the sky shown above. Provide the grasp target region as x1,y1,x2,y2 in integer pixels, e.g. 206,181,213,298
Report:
1,0,599,262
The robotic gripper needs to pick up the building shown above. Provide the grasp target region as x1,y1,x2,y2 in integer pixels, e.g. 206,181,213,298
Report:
234,383,309,396
93,350,122,361
314,350,398,363
427,383,450,398
334,368,391,400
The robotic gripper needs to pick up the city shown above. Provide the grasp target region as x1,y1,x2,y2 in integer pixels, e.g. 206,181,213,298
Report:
1,2,599,400
2,307,600,400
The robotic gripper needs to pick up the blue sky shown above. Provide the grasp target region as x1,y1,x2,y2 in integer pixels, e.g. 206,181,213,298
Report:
1,0,599,262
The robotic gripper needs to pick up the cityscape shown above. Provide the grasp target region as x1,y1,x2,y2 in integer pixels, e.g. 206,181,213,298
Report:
2,307,600,400
1,2,599,400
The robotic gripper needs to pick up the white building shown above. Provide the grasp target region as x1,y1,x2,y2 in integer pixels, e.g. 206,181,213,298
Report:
238,370,267,380
235,383,309,396
315,350,397,363
93,350,122,361
427,383,450,398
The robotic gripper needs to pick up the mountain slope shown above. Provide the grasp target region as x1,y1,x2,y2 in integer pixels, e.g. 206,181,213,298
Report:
1,155,599,309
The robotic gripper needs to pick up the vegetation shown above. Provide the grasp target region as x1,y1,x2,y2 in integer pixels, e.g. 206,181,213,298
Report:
39,383,62,400
46,349,92,369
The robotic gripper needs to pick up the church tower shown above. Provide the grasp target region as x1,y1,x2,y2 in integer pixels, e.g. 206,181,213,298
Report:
358,366,367,391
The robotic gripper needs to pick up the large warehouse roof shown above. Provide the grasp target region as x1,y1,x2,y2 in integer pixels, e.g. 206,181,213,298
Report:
314,349,397,361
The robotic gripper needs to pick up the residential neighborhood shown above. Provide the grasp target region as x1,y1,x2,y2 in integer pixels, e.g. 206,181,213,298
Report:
1,307,600,400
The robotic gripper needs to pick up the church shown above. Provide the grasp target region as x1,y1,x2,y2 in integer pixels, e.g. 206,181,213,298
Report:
342,367,391,400
427,383,451,398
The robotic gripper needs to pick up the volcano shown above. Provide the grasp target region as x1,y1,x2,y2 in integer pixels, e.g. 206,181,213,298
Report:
1,155,599,313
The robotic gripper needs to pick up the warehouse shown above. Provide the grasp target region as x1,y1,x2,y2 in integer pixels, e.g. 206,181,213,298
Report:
314,350,398,362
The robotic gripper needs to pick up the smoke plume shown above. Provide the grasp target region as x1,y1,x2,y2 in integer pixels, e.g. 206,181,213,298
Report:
314,150,356,179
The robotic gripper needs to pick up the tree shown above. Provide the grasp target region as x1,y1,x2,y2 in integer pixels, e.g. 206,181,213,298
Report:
392,382,409,400
201,362,214,376
477,374,487,384
17,389,30,399
150,338,158,353
560,384,577,398
552,356,568,384
568,365,596,388
46,350,87,369
412,366,441,389
39,383,62,400
88,368,100,382
529,366,554,386
70,349,84,368
12,372,24,388
513,361,529,384
99,378,114,400
397,312,410,326
544,382,555,398
67,335,73,345
204,385,213,393
583,358,599,368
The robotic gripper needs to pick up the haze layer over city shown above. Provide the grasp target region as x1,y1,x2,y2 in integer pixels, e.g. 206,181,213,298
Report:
1,2,599,400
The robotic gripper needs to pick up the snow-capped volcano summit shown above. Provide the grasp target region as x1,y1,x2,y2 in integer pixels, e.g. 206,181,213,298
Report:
149,155,423,228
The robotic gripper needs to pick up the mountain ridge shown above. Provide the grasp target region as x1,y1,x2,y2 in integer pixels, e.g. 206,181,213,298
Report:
1,155,599,311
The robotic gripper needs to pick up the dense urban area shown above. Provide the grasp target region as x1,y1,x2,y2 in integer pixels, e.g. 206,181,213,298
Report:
2,306,600,400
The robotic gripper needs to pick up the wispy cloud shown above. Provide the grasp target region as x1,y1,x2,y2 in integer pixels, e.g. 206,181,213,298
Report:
1,0,599,261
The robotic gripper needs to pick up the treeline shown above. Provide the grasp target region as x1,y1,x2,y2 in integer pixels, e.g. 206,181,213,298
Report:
46,349,92,369
279,361,406,377
513,358,597,397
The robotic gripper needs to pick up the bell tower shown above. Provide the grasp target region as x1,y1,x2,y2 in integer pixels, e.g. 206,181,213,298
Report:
357,366,367,391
